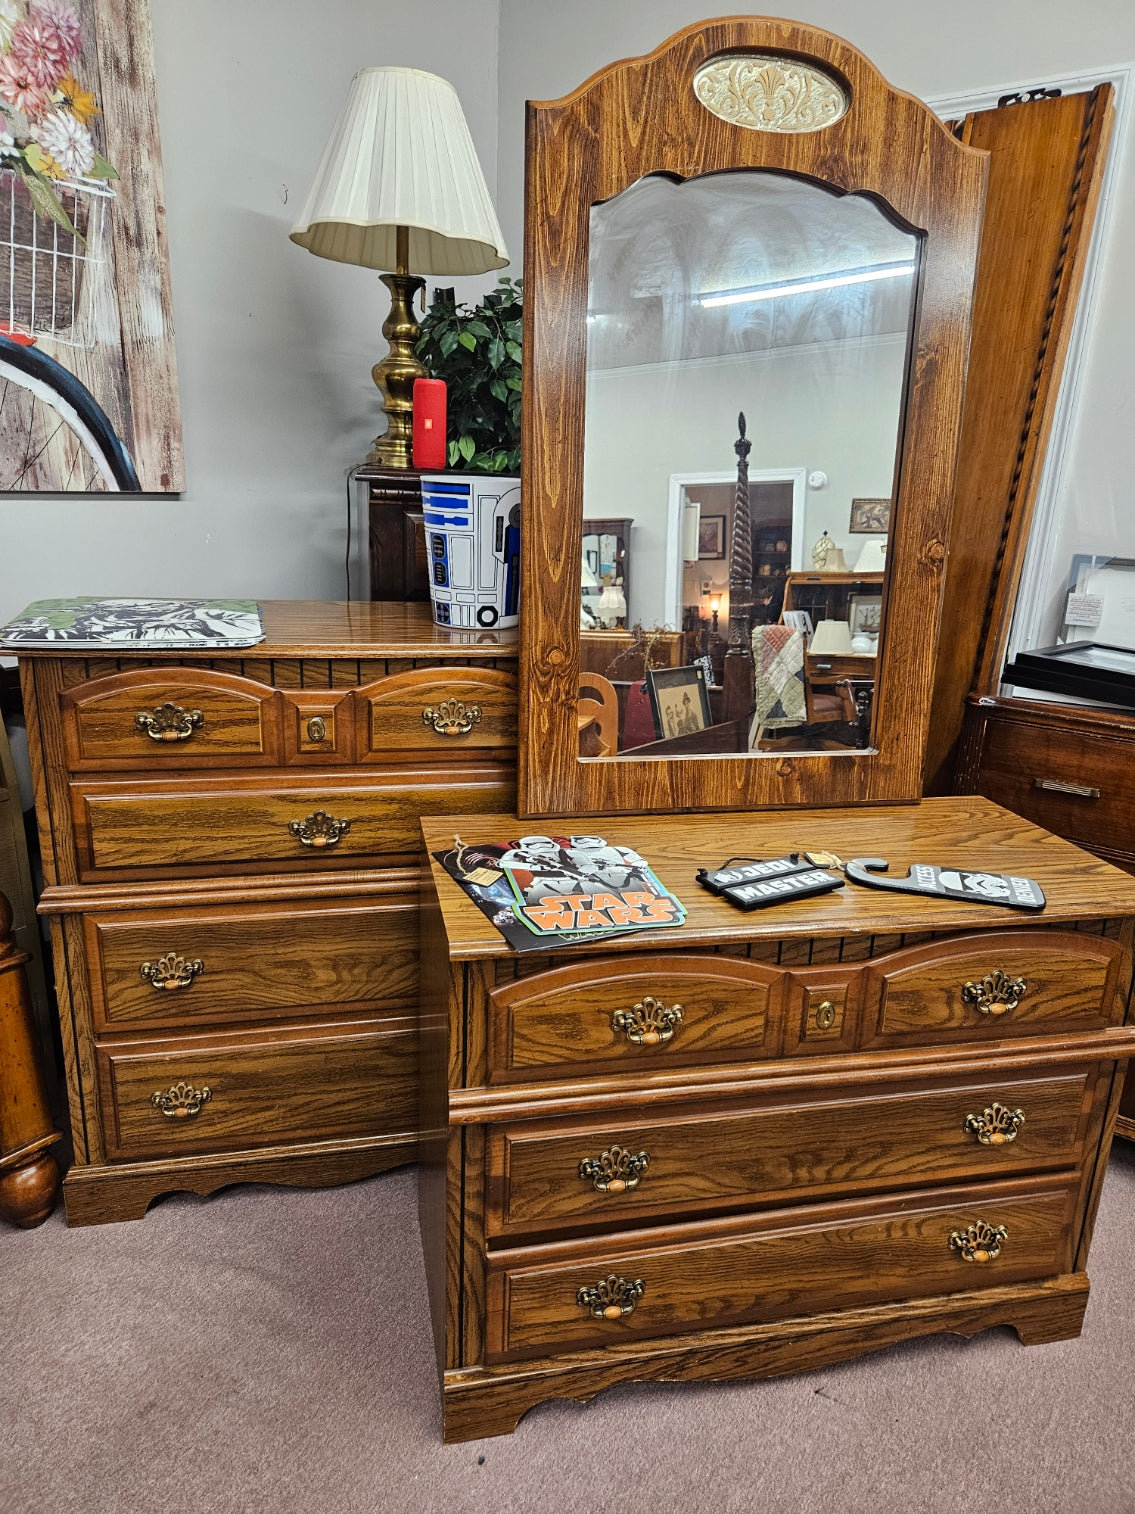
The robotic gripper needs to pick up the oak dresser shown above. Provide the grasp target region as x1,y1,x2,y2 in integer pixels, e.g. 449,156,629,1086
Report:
15,601,517,1224
419,798,1135,1440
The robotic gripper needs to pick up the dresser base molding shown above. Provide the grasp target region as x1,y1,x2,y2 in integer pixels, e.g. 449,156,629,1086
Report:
437,1271,1089,1442
61,1131,415,1227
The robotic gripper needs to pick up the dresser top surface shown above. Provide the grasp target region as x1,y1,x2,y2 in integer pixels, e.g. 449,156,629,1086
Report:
9,601,518,661
421,796,1135,957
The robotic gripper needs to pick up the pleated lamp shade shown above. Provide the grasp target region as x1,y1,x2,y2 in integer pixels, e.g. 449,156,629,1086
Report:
290,67,508,275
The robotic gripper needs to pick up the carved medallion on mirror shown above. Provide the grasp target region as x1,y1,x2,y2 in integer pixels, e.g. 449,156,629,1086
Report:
518,17,988,818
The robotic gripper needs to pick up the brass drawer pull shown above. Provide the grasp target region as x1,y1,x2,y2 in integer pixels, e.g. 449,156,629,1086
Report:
961,969,1027,1017
140,952,204,991
948,1220,1008,1263
151,1081,212,1119
577,1274,646,1320
964,1102,1025,1146
611,995,683,1046
1033,777,1100,799
421,697,483,736
135,702,204,742
578,1144,651,1194
288,810,352,847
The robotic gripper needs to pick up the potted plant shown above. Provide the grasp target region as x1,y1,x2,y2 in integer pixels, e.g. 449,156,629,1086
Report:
413,278,522,630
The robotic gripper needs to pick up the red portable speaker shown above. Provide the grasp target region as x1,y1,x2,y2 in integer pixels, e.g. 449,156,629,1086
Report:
412,378,447,470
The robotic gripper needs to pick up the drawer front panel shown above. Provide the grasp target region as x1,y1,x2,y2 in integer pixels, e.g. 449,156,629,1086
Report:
863,931,1121,1048
488,1069,1098,1237
974,715,1135,857
72,767,514,878
487,955,781,1084
361,668,517,759
486,1180,1076,1362
100,1020,418,1159
87,897,418,1031
62,669,280,769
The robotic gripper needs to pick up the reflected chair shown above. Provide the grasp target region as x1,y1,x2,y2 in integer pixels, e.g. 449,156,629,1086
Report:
577,672,619,756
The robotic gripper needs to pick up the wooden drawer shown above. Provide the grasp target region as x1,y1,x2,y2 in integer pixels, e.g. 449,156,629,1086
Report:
61,668,281,769
70,766,515,880
359,667,516,761
861,931,1123,1049
486,954,782,1085
85,895,418,1033
98,1018,418,1160
973,713,1135,859
485,1177,1077,1362
486,1067,1100,1238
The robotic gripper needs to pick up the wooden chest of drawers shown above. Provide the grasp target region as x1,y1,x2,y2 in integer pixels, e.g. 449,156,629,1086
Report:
419,798,1135,1441
16,601,517,1224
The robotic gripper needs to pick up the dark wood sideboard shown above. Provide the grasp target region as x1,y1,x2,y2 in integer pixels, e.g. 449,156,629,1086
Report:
14,601,517,1224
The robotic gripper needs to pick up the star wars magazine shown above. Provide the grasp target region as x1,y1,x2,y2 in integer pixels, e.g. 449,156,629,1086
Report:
434,833,686,951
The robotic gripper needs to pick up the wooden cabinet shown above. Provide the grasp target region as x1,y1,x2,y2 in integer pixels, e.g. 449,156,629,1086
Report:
16,600,517,1224
419,799,1135,1441
955,695,1135,1138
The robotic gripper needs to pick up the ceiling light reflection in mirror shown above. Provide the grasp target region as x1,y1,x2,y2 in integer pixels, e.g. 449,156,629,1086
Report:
579,169,921,762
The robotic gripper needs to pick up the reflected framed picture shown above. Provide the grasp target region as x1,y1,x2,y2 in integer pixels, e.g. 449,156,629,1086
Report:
698,515,726,559
849,497,891,533
848,594,882,636
646,664,712,739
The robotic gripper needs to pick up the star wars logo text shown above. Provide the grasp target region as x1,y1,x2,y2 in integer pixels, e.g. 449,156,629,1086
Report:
522,890,681,933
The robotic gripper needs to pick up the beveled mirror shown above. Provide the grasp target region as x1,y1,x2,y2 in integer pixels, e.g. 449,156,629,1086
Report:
518,18,988,817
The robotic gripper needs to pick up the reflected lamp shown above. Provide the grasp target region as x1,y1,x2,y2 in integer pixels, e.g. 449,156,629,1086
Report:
290,67,508,468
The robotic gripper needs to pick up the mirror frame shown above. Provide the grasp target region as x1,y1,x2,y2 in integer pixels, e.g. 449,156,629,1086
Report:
517,16,988,819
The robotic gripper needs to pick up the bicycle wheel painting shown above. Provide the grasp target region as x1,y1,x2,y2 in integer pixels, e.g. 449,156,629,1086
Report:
0,0,182,492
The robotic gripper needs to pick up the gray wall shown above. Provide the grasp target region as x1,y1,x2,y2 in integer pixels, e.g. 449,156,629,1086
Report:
2,2,1133,628
0,0,502,623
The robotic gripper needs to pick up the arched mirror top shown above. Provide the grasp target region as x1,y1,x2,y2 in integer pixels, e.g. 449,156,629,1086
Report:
518,16,988,820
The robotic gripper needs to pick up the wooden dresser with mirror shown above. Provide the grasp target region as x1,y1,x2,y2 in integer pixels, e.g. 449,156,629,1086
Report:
417,16,1135,1441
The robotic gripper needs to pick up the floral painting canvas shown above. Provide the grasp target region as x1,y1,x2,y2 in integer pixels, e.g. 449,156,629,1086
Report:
0,0,182,491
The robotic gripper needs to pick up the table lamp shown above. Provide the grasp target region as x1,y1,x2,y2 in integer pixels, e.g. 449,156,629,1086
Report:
290,67,509,469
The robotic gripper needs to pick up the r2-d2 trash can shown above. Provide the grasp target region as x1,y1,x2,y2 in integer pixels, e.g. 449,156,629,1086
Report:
420,474,520,629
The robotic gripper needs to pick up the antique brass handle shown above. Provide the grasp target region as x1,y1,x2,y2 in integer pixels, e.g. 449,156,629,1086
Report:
134,702,204,742
578,1145,651,1195
960,969,1027,1017
151,1081,212,1119
611,996,683,1047
948,1220,1008,1263
140,952,204,991
421,697,483,737
964,1102,1026,1146
815,1000,836,1030
288,810,352,847
577,1274,646,1320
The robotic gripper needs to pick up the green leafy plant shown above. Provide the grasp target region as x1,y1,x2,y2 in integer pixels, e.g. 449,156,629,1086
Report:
414,276,521,474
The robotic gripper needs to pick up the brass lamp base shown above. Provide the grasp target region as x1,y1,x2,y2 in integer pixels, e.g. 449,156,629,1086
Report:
368,270,426,470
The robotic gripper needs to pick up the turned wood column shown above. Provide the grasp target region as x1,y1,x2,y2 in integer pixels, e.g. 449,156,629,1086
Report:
0,892,62,1228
